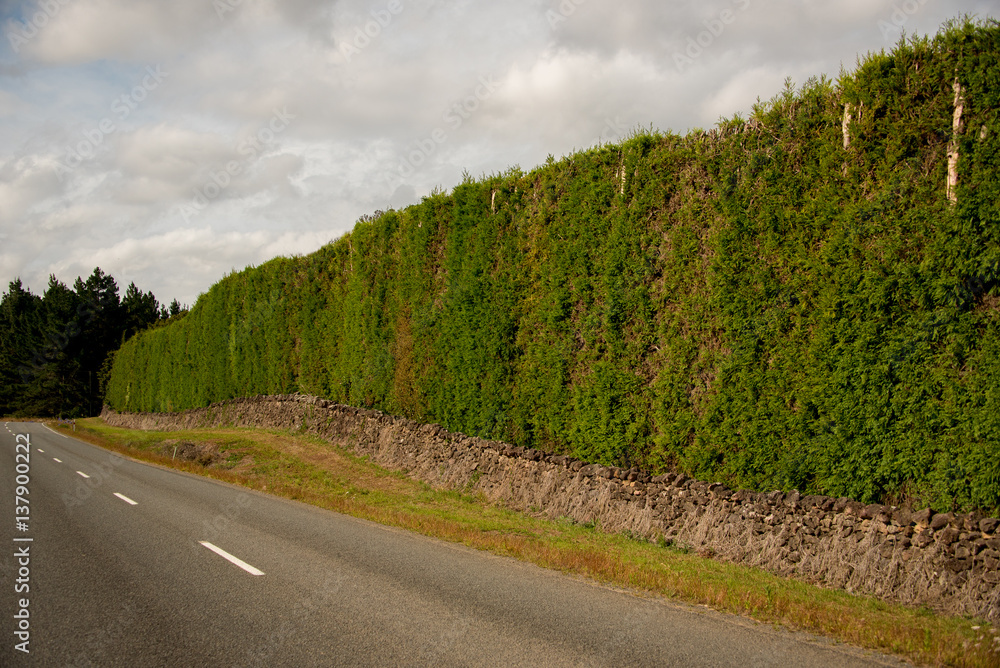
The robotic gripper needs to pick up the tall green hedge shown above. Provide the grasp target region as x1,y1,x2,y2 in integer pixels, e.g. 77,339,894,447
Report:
107,19,1000,512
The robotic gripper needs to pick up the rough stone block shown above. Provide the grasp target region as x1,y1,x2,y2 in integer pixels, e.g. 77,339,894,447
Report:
844,501,865,516
963,511,983,531
859,503,881,520
980,517,1000,535
943,558,972,573
890,508,911,526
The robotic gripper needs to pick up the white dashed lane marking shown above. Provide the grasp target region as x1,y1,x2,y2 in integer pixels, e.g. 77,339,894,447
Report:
199,542,265,576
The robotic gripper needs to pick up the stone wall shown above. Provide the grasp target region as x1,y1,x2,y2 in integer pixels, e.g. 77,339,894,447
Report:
101,394,1000,620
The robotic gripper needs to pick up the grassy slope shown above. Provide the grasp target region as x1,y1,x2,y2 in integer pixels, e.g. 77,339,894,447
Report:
60,418,1000,667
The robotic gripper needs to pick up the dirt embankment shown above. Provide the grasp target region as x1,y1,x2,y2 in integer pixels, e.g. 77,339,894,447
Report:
102,394,1000,620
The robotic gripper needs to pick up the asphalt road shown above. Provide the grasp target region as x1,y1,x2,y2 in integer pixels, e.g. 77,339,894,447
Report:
0,421,904,667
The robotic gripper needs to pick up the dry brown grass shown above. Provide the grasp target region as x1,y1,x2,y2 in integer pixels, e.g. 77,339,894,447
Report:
60,418,1000,668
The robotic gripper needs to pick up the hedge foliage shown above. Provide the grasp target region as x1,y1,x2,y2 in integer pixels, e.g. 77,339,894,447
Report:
106,20,1000,512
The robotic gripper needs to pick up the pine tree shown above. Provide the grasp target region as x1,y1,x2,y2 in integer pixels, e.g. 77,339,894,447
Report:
0,280,43,415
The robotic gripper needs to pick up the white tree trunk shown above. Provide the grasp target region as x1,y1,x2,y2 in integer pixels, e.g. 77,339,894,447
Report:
947,79,964,204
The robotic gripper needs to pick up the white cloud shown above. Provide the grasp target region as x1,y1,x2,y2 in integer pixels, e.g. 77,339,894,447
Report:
0,153,63,222
10,0,215,65
114,125,233,182
490,48,666,152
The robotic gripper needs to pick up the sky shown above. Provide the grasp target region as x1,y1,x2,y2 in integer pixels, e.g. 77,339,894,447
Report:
0,0,995,308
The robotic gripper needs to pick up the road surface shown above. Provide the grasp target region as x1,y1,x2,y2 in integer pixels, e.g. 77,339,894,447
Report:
0,421,903,666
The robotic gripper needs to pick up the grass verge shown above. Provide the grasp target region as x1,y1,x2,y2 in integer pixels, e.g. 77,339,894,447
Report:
56,418,999,667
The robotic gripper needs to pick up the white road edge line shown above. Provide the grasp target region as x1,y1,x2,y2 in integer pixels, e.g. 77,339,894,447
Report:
53,458,62,463
113,493,138,506
199,542,265,576
77,471,90,478
42,424,69,439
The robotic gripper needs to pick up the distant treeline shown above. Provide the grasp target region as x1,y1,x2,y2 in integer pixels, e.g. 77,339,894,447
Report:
0,268,183,417
107,19,1000,512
